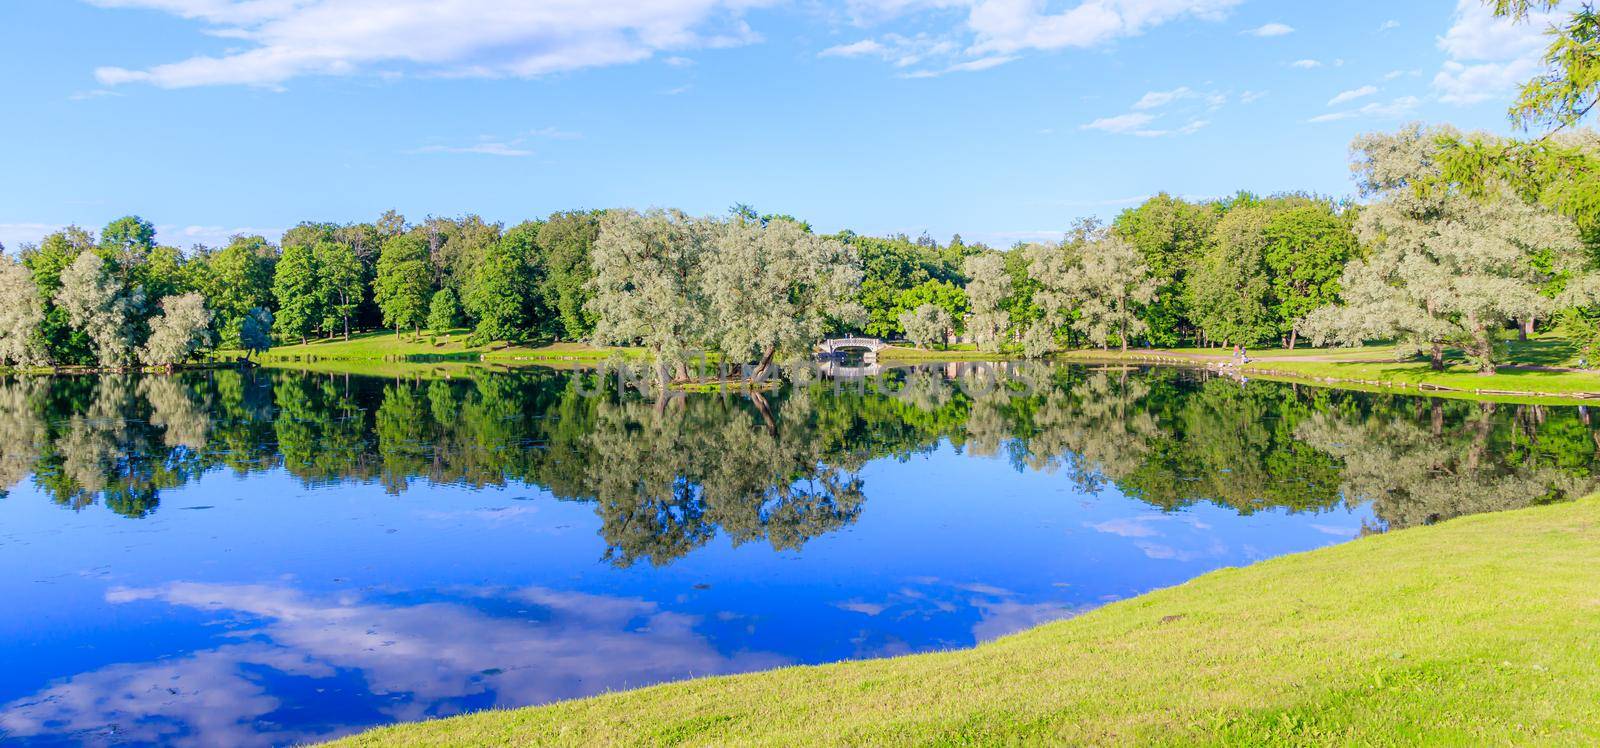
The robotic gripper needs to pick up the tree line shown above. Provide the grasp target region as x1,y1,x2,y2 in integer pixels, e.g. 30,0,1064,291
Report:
0,124,1594,375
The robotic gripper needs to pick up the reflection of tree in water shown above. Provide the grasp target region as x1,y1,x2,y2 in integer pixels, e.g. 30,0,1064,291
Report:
584,389,864,567
7,365,1600,556
1296,400,1600,530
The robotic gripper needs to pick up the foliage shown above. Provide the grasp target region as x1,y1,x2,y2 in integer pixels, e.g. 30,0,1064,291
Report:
962,252,1012,353
272,239,323,343
0,254,46,367
1301,125,1588,374
139,292,214,365
465,222,536,344
703,217,863,371
1112,193,1219,345
899,303,953,350
427,287,460,333
588,209,714,372
374,234,433,336
1060,235,1159,351
55,251,143,368
238,307,273,360
536,211,601,340
316,240,364,340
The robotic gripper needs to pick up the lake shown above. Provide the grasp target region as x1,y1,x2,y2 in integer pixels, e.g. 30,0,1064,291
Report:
0,363,1594,746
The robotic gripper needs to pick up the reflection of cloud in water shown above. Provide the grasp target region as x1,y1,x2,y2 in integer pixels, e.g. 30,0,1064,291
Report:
833,578,1086,655
0,583,786,747
1087,513,1227,561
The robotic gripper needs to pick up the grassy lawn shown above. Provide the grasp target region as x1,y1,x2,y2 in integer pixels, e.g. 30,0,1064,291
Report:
1242,358,1600,395
330,497,1600,746
236,330,632,363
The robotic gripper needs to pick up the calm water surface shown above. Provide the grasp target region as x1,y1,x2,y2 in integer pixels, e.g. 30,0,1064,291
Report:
1,363,1595,745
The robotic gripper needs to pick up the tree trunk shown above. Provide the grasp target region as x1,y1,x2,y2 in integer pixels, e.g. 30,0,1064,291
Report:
1288,329,1297,350
1430,342,1445,371
753,346,777,380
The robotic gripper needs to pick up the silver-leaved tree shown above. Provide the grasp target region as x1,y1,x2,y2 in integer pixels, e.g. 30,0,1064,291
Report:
1300,124,1590,374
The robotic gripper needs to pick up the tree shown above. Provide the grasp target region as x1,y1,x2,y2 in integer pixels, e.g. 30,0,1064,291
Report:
1301,125,1588,373
139,293,214,366
899,303,953,350
192,235,275,347
374,234,432,337
315,240,363,340
536,211,601,340
1261,204,1358,348
0,254,46,367
588,209,714,378
272,240,322,344
56,251,143,368
963,252,1012,353
466,223,537,343
702,217,862,376
238,307,273,361
1185,203,1278,347
1112,194,1219,345
23,227,98,365
1061,235,1160,351
99,215,156,280
427,287,460,333
892,280,968,340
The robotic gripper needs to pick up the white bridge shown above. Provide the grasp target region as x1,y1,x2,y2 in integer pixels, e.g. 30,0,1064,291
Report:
817,337,888,355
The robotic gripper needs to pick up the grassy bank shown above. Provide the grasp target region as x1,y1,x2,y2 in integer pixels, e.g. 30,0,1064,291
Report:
332,497,1600,746
239,330,632,364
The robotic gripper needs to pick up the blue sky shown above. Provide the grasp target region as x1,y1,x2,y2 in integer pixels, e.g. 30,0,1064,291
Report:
0,0,1568,249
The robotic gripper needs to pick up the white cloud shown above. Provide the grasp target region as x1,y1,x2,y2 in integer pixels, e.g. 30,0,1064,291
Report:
1244,22,1293,37
819,39,889,57
967,0,1242,55
88,0,764,88
1240,89,1267,103
1327,84,1378,106
1378,19,1400,31
1081,112,1155,133
1132,86,1225,110
1432,0,1565,105
1307,95,1419,123
1290,58,1323,69
834,0,1242,74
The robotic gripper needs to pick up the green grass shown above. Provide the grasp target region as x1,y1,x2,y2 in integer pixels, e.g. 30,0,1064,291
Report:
235,329,632,364
1242,358,1600,396
331,496,1600,746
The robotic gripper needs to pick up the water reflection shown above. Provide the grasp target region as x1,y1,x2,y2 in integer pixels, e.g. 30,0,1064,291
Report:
2,365,1599,744
2,365,1597,539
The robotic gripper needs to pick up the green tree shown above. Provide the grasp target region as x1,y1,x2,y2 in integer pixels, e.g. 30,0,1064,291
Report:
1261,204,1358,348
536,211,601,340
1186,204,1278,346
238,307,273,361
375,234,433,338
1112,194,1219,345
21,227,96,365
272,240,322,344
315,240,363,340
192,235,275,347
892,280,968,339
428,287,461,333
466,223,537,343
